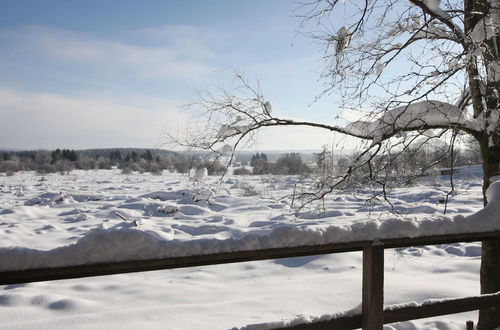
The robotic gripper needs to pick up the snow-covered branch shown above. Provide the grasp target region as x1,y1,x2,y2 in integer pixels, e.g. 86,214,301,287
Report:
342,100,475,142
173,72,479,161
408,0,465,44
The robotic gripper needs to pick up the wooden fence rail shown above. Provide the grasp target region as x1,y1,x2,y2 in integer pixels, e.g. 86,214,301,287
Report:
2,230,500,329
279,293,500,329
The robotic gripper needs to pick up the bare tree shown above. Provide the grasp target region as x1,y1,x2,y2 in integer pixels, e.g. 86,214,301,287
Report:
173,1,500,327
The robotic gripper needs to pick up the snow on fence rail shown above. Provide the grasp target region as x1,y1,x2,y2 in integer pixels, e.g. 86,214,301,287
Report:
2,230,500,329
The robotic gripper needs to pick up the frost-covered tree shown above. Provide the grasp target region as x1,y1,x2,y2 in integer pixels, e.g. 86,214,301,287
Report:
314,145,335,178
272,153,311,175
34,150,51,167
77,155,94,171
174,1,500,326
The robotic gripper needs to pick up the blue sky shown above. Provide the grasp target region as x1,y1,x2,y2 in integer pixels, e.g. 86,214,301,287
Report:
0,0,351,150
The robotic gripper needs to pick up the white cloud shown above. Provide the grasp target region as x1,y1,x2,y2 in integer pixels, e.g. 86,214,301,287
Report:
0,86,361,151
341,108,377,122
252,126,334,150
2,25,215,80
137,25,230,59
0,87,188,149
0,24,360,151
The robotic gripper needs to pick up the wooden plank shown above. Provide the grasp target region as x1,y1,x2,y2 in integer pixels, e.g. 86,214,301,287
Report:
0,240,371,285
362,244,384,329
2,230,500,285
384,293,500,324
274,293,500,330
380,231,500,248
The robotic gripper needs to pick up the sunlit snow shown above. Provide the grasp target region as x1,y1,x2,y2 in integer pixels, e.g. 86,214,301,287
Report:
0,168,490,329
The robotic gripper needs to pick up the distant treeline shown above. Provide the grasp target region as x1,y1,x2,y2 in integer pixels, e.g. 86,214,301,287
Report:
0,148,225,176
233,152,312,175
0,141,481,178
0,148,315,177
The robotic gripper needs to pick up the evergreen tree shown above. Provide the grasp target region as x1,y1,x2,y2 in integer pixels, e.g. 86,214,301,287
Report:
51,149,62,164
250,153,270,175
130,151,138,162
142,150,153,162
69,150,78,162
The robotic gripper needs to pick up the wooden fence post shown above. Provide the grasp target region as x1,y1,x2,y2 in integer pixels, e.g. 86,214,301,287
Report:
362,243,384,329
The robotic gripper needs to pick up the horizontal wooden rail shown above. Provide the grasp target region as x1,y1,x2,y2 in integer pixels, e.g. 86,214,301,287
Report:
384,292,500,323
1,230,500,285
273,293,500,329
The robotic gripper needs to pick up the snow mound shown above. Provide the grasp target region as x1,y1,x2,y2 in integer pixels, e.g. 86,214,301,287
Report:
24,192,106,206
25,192,74,206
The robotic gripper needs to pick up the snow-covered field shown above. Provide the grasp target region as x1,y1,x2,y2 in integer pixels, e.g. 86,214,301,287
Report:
0,168,490,329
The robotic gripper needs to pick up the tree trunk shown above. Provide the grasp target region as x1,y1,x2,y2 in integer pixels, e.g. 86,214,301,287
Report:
478,136,500,329
472,0,500,325
479,239,500,329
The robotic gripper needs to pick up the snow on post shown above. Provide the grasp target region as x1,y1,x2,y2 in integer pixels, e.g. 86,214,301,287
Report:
464,181,500,231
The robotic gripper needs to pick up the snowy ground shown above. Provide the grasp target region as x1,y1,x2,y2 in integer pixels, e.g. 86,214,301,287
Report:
0,167,489,329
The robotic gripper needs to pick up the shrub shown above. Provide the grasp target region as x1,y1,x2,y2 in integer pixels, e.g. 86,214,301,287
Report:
233,167,252,175
272,153,311,175
149,162,163,175
201,160,225,175
129,162,144,173
95,157,111,170
121,167,133,175
250,153,271,174
0,160,20,173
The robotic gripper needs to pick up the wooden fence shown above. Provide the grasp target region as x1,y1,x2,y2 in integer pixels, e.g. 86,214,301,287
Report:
2,230,500,329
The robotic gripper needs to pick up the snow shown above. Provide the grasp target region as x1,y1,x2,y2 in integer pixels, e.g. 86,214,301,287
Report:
237,304,362,330
487,61,500,82
0,211,485,272
448,59,460,71
335,26,352,55
247,292,500,330
414,21,454,40
216,124,236,138
191,167,208,182
1,192,496,272
343,100,466,142
263,101,272,116
216,144,233,155
424,0,441,11
408,15,422,32
0,168,490,328
471,16,496,43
